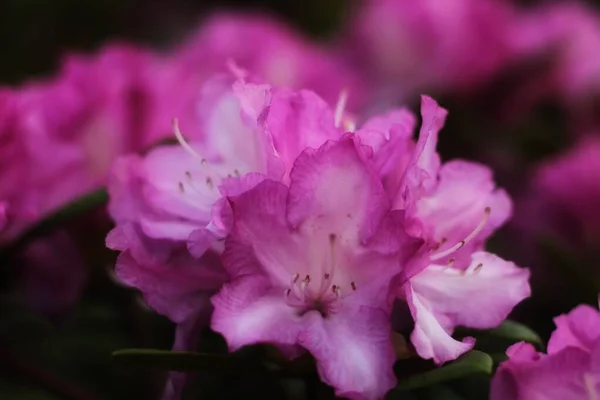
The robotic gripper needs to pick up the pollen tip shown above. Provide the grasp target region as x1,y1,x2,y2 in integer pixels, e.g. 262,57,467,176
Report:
484,207,491,214
178,182,185,193
351,281,357,291
329,233,337,244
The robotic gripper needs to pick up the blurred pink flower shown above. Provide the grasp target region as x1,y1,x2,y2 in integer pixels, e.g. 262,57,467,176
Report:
211,136,420,400
344,0,517,102
513,2,600,104
172,11,368,111
518,136,600,251
1,44,174,240
491,304,600,400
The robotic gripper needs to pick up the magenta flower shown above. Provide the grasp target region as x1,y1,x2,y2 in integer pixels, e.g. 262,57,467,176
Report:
491,304,600,400
211,136,420,400
387,96,530,364
518,136,600,251
344,0,517,100
172,11,367,111
513,2,600,105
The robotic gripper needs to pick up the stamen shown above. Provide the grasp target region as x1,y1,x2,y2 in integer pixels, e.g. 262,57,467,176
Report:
472,263,483,274
430,208,491,261
206,177,214,189
334,89,349,128
585,374,598,400
172,118,208,164
300,275,311,291
185,171,192,180
291,273,300,284
285,288,291,297
351,281,357,291
324,273,330,279
234,169,241,177
334,286,342,299
178,182,185,193
433,238,447,251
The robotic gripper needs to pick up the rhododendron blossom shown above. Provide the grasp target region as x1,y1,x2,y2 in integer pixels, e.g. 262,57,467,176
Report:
491,304,600,400
383,96,531,364
211,136,420,400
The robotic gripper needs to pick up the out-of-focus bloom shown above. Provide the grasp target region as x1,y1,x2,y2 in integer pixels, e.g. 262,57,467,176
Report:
518,136,600,252
491,304,600,399
172,11,367,111
1,44,171,240
388,97,530,364
344,0,517,102
513,2,600,104
211,136,420,400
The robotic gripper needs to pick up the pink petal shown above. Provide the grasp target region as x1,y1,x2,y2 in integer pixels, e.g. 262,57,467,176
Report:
224,179,303,285
414,160,513,267
356,109,416,198
115,248,227,324
412,252,530,329
548,305,600,355
263,88,339,179
406,283,475,364
491,346,592,400
395,95,447,208
298,306,397,400
287,135,390,245
408,252,530,363
210,275,304,354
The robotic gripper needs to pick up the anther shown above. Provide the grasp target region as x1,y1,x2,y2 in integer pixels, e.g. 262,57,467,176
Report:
206,177,213,189
234,169,241,177
329,233,337,244
178,182,185,193
291,273,299,284
472,263,483,274
351,281,357,291
185,171,192,180
285,288,291,297
300,275,311,290
433,238,447,251
324,273,330,279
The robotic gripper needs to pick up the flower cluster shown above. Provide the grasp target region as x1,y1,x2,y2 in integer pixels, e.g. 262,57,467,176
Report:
106,71,530,399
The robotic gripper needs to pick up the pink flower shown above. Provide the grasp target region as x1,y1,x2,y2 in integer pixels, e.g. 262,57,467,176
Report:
344,0,517,100
518,136,600,251
211,136,420,400
0,44,172,241
388,96,530,364
512,2,600,104
172,11,367,111
491,304,600,400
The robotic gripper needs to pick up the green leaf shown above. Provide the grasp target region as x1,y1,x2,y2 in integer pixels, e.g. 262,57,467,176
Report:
112,349,267,373
392,351,493,392
485,320,543,349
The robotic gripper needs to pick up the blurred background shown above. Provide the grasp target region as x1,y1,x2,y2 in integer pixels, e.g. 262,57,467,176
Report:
2,0,600,399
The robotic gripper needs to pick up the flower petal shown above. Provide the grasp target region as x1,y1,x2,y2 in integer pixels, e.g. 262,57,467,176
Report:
395,95,447,208
406,283,475,364
412,252,530,329
287,136,390,245
263,88,338,178
356,108,416,198
225,179,304,285
548,305,600,355
298,306,397,400
413,160,512,266
210,275,304,354
115,248,226,324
